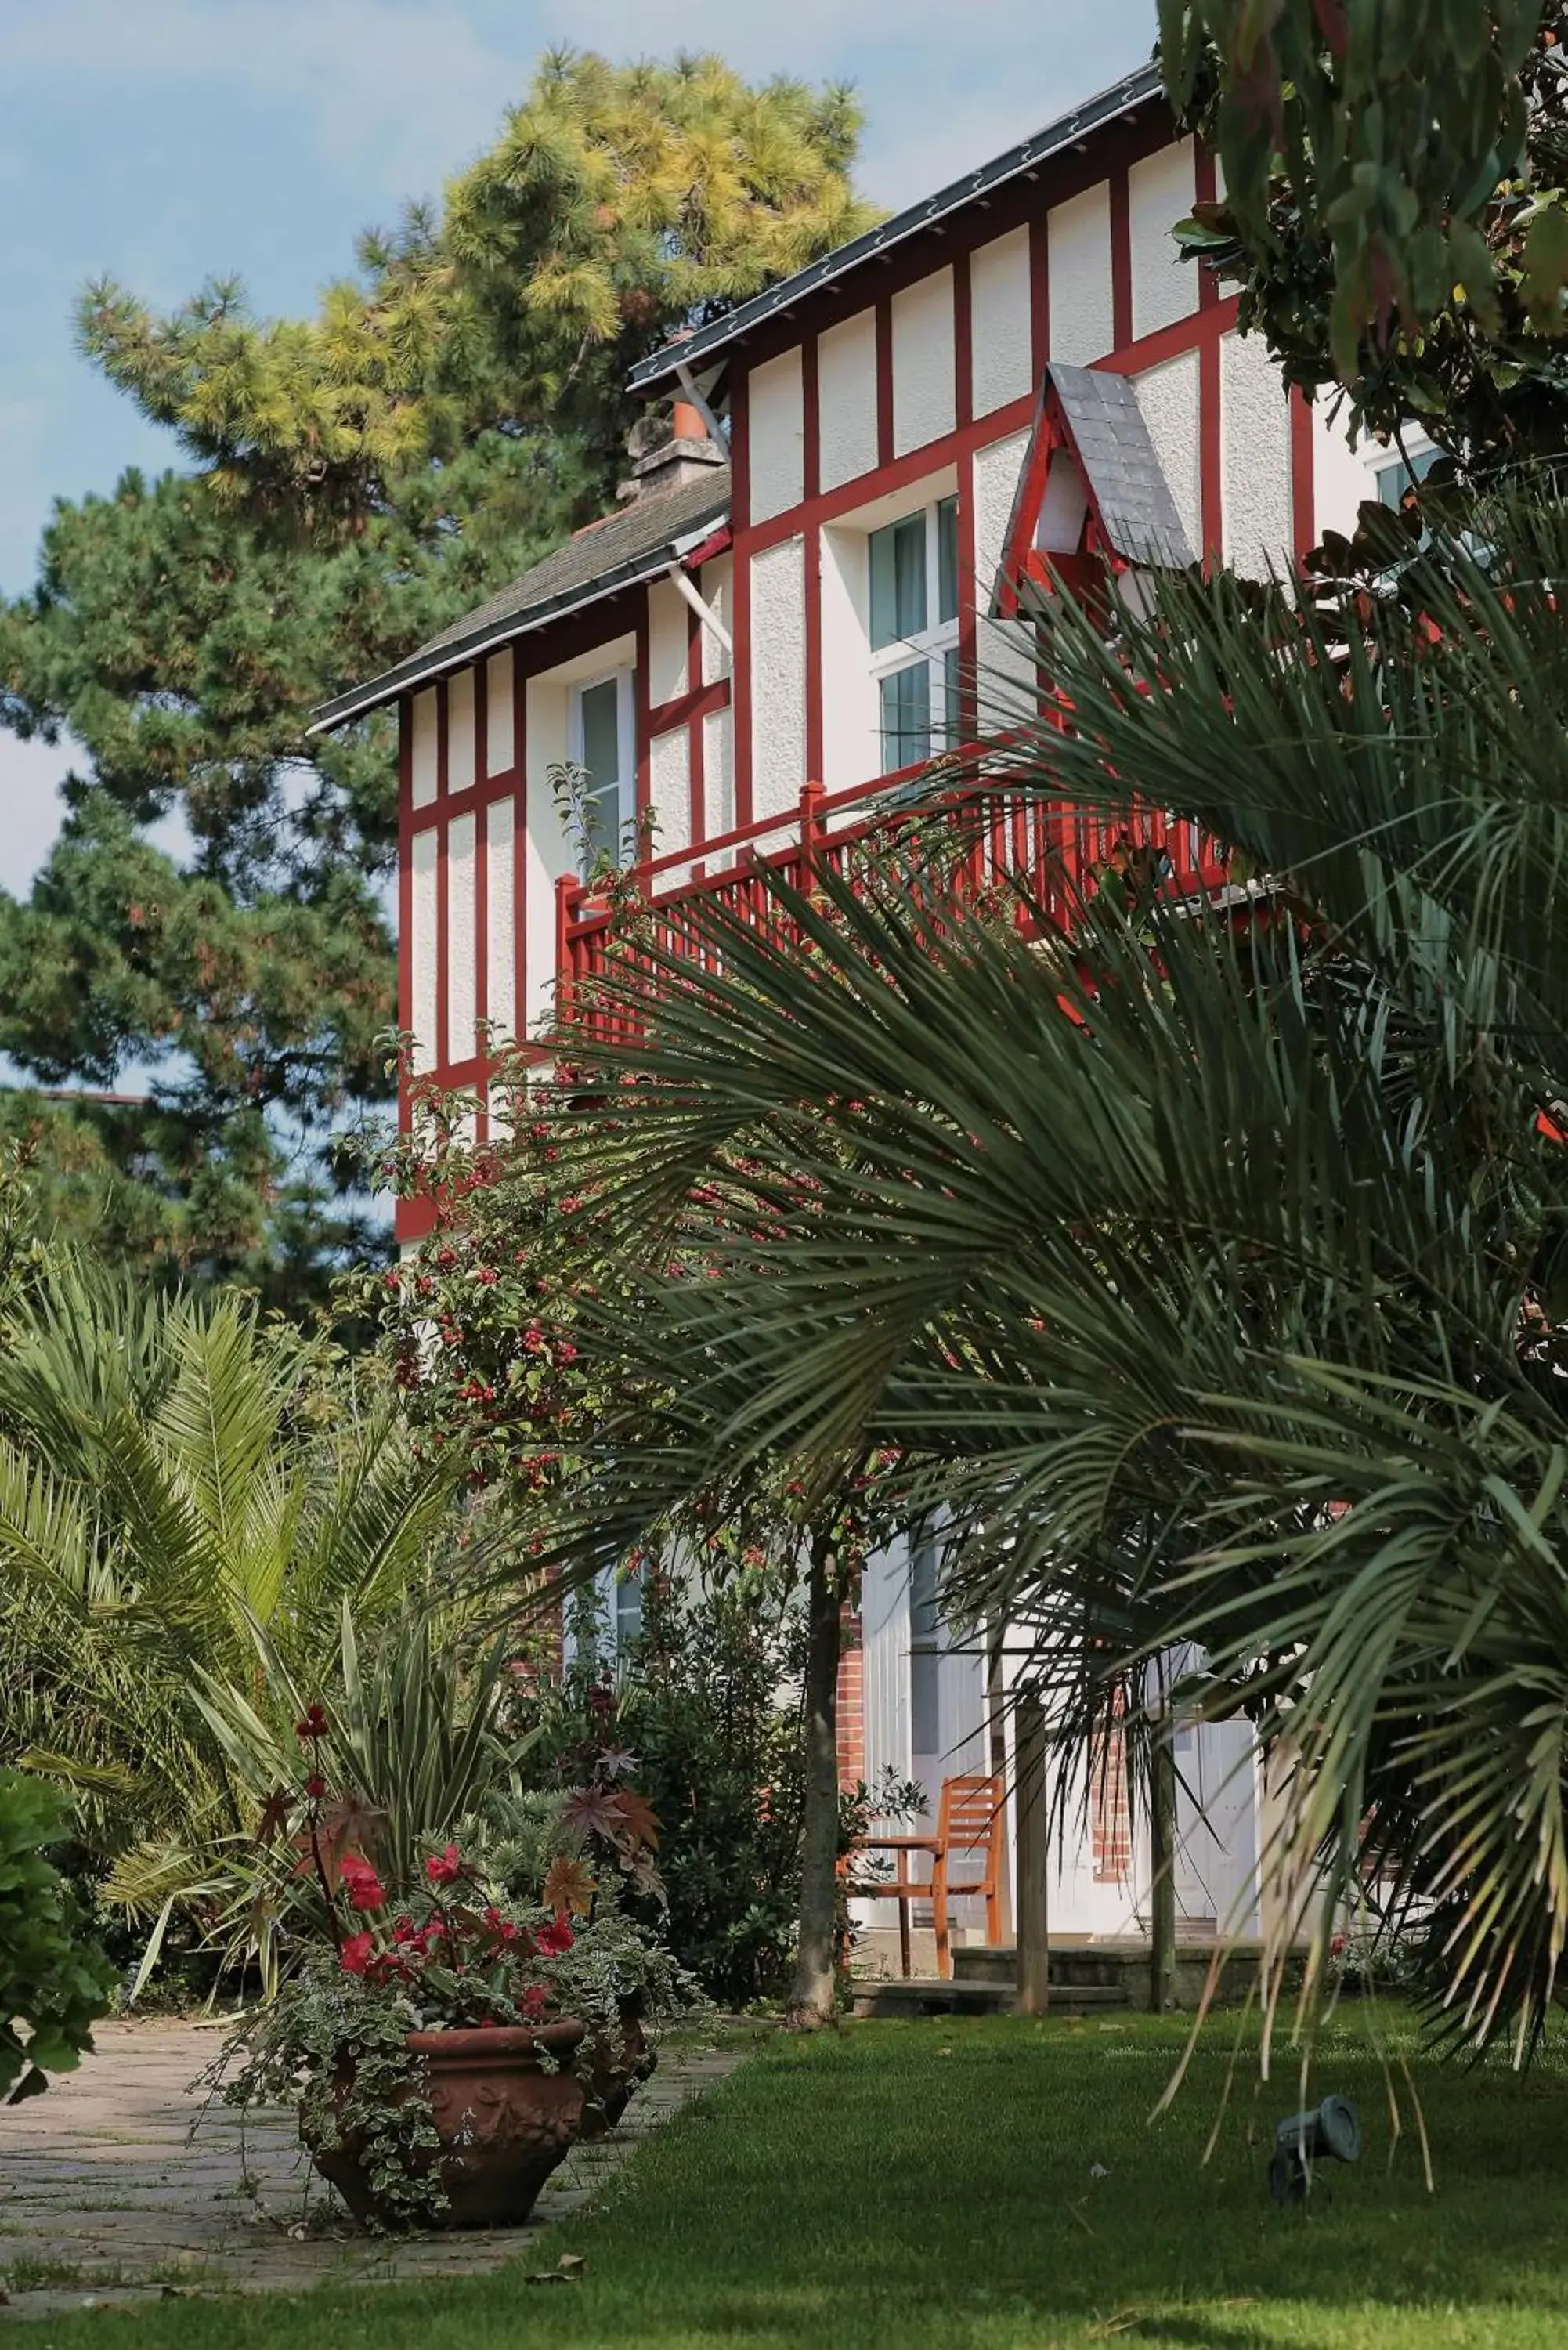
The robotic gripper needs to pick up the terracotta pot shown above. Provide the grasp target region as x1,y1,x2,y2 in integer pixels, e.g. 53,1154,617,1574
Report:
579,2000,658,2140
304,2019,587,2230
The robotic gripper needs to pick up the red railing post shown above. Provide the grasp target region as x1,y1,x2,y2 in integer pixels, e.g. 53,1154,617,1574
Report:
555,870,581,1029
800,778,825,884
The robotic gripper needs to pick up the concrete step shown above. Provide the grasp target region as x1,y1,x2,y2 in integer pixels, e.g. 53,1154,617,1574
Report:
954,1940,1266,2005
849,1976,1130,2020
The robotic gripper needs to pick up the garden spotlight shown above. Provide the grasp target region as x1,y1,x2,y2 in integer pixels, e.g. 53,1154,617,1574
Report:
1267,2095,1361,2202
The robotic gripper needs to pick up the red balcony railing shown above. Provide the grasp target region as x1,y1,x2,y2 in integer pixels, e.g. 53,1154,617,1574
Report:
555,756,1228,1005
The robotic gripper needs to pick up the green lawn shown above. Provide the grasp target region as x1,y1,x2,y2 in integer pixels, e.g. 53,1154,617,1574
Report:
27,2010,1568,2349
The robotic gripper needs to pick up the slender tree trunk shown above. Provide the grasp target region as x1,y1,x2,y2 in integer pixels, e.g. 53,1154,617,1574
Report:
1150,1719,1179,2014
786,1524,842,2029
1014,1691,1050,2016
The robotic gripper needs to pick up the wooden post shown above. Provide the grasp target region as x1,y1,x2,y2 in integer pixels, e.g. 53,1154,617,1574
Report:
1015,1692,1050,2016
1150,1720,1179,2015
986,1624,1013,1943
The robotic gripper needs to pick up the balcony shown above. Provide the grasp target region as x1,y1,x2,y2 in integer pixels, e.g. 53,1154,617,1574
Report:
555,758,1228,1001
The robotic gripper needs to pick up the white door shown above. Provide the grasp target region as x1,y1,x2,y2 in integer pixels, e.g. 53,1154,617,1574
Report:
1173,1719,1260,1936
860,1538,912,1802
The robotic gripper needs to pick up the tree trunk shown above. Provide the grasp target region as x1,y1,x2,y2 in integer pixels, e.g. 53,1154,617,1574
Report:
1014,1691,1050,2016
786,1525,843,2029
1150,1719,1179,2014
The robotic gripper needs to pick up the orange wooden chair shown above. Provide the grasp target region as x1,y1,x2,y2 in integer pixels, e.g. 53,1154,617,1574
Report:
847,1773,1006,1979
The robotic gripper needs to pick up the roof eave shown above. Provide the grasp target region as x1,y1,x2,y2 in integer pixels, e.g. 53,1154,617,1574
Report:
629,60,1164,395
307,515,729,737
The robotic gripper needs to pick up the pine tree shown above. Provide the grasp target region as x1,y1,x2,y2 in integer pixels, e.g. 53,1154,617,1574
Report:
0,52,872,1305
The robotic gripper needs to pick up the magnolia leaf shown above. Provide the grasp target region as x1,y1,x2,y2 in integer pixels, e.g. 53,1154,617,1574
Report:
1521,204,1568,332
526,2254,586,2284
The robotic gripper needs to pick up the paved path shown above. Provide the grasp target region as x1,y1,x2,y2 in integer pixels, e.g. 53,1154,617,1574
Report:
0,2017,747,2323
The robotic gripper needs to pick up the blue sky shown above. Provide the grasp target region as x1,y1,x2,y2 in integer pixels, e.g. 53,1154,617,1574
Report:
0,0,1157,896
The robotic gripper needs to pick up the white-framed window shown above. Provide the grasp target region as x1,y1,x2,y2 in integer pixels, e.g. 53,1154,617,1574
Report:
868,496,960,774
568,667,637,874
1374,437,1439,512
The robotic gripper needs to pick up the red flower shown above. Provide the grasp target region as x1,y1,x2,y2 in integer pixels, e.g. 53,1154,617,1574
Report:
519,1984,551,2019
294,1703,328,1741
340,1931,376,1975
535,1911,575,1957
425,1843,463,1885
338,1853,387,1911
303,1773,327,1800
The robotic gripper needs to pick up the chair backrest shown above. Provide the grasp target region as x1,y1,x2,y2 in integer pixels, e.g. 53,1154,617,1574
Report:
937,1773,1005,1866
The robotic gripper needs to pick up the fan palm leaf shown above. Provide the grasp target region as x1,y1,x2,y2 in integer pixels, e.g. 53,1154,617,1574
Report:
527,484,1568,2051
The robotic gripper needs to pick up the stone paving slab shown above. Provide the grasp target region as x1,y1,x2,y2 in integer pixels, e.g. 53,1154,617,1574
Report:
0,2017,748,2322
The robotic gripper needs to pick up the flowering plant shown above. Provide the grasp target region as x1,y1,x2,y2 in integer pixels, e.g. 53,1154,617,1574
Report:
211,1696,697,2229
284,1699,579,2031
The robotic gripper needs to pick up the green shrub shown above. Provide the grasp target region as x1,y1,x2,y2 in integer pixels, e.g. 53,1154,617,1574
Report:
0,1769,117,2102
530,1582,809,2008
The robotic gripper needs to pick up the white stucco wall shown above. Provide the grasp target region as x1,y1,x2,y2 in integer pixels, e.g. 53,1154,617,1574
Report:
1309,385,1376,541
1048,181,1114,365
702,705,734,846
410,825,438,1072
1221,327,1293,577
447,666,476,797
818,309,879,491
486,649,513,777
446,812,476,1064
970,225,1034,418
749,536,807,819
485,797,515,1046
699,552,733,685
411,687,438,808
892,267,956,457
819,519,878,790
649,724,691,858
523,674,573,1033
747,348,805,522
1129,139,1198,341
970,428,1034,725
647,577,688,707
1133,346,1203,560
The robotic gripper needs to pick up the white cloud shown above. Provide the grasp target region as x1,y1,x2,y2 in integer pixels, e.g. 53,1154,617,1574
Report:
4,0,1158,210
5,2,517,201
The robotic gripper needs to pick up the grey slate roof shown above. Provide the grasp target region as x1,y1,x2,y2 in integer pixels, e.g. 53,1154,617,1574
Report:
630,60,1163,392
1039,363,1196,571
309,465,729,735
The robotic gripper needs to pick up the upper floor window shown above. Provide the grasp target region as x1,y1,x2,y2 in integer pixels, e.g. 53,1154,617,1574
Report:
570,669,636,876
869,496,959,774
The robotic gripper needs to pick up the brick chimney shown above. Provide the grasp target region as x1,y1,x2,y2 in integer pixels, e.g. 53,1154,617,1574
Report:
619,396,726,501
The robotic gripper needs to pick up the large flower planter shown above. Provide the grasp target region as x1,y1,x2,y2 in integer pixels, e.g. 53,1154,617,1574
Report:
579,1999,658,2140
305,2019,587,2229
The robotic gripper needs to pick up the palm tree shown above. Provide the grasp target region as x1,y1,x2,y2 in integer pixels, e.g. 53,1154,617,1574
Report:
538,486,1568,2058
0,1265,463,1961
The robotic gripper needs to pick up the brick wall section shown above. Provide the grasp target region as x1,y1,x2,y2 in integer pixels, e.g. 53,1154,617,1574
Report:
508,1572,565,1701
836,1606,866,1791
1091,1719,1134,1883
